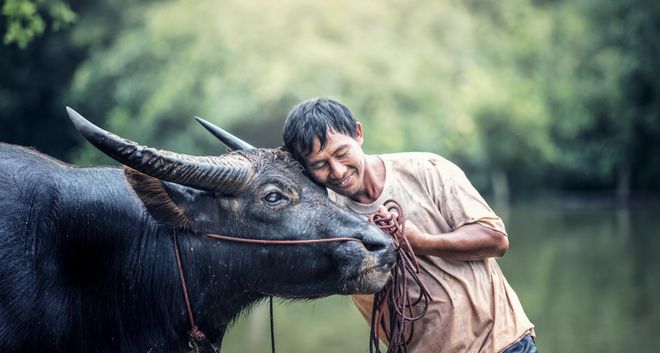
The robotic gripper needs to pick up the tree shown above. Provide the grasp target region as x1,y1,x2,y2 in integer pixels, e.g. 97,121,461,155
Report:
4,0,658,198
0,0,162,161
2,0,75,48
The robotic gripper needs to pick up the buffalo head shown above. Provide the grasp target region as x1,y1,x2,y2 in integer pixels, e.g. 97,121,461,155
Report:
66,107,396,297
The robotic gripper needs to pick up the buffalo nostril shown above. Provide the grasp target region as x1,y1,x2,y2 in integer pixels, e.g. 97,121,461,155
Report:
361,232,393,255
358,228,396,261
364,240,387,253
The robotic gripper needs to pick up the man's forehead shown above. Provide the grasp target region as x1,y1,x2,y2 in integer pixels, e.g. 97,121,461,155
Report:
310,130,352,155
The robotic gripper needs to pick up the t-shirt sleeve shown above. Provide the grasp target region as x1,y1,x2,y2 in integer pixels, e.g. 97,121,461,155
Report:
420,156,507,235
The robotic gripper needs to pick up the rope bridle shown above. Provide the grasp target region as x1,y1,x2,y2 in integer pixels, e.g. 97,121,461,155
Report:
171,199,431,353
171,229,219,353
171,228,360,353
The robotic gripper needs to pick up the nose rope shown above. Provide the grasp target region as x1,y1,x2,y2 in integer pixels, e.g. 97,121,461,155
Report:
206,233,360,244
368,199,433,353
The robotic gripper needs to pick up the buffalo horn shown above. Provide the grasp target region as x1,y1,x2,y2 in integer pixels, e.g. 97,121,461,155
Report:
194,116,255,151
66,107,251,194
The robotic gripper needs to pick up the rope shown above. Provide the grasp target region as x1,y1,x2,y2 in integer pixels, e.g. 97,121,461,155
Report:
171,229,219,353
207,233,359,244
172,229,359,353
368,200,433,353
269,296,276,353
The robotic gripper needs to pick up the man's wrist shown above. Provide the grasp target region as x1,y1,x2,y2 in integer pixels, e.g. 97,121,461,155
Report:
410,232,433,255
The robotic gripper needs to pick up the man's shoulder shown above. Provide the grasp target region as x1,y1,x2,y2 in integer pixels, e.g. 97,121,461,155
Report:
380,151,441,166
380,152,463,175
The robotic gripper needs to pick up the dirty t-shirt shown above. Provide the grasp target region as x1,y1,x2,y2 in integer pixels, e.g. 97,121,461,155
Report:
328,152,534,353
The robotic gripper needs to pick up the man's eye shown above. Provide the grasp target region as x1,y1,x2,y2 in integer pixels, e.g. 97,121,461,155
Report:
264,192,285,204
336,147,349,158
311,162,326,170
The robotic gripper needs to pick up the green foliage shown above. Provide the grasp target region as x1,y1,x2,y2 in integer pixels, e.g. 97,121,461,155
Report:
539,0,660,193
2,0,659,197
66,0,488,167
2,0,75,48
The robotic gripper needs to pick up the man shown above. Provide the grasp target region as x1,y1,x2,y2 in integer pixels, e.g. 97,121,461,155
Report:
282,98,537,353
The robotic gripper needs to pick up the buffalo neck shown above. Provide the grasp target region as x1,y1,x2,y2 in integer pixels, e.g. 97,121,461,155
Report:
48,166,264,351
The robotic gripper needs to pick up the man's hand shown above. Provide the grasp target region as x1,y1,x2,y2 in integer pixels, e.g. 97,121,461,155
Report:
375,205,429,254
403,219,430,254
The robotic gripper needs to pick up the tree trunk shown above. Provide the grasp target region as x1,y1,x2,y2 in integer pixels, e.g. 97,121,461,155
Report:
491,168,510,213
616,163,631,207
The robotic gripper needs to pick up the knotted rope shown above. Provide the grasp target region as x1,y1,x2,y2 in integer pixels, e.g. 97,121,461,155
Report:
368,200,433,353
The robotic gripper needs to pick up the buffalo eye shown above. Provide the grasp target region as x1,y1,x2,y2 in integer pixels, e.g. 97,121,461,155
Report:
264,191,286,205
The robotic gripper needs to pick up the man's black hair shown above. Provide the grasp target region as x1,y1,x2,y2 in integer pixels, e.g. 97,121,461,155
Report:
282,97,358,163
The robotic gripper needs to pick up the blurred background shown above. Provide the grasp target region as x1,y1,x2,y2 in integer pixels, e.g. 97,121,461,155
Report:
1,0,659,352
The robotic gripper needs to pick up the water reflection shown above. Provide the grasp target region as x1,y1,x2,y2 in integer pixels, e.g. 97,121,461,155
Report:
221,204,660,352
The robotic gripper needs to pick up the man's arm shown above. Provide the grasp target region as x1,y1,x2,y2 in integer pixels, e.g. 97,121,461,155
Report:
404,221,509,261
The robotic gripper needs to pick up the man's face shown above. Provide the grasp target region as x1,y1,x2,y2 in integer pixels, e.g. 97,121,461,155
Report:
302,124,367,198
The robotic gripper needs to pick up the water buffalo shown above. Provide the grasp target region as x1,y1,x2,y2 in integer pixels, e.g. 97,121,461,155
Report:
0,108,396,353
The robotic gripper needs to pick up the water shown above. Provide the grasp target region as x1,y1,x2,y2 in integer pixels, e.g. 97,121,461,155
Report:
220,204,660,352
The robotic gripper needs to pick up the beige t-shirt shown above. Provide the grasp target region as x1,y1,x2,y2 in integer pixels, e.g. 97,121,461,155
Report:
329,152,534,353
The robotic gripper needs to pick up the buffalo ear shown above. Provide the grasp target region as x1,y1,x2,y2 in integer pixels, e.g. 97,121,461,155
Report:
125,168,219,231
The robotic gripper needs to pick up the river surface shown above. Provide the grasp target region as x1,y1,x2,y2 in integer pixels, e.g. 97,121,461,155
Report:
221,203,660,352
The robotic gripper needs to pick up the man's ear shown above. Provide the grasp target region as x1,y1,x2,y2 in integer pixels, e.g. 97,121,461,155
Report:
124,168,221,232
355,121,364,146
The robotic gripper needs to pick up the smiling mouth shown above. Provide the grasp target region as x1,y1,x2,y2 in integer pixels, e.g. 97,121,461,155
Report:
333,170,355,188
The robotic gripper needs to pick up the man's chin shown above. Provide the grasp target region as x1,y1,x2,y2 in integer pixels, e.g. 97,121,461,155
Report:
328,172,360,196
329,184,357,198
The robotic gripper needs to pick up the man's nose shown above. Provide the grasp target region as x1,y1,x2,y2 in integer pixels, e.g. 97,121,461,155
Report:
329,159,347,179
